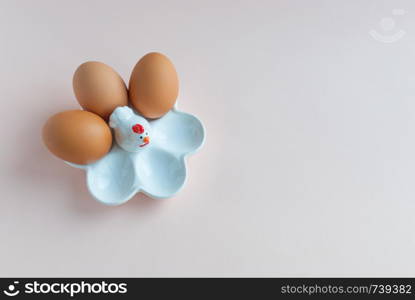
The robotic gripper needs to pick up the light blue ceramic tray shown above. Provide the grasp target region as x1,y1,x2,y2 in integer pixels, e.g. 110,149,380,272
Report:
66,104,205,205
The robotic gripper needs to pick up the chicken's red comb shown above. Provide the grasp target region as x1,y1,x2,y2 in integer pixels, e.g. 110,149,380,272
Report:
132,123,144,134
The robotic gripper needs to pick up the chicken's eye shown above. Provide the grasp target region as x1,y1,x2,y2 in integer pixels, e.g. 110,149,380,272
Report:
140,136,143,139
146,132,148,135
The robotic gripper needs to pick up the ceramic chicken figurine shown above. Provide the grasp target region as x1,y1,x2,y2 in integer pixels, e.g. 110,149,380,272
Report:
109,106,151,152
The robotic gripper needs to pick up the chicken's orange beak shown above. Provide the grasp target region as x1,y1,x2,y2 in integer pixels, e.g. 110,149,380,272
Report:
143,136,150,144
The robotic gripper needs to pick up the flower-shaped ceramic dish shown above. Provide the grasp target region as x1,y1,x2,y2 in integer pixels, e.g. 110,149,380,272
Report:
66,104,205,205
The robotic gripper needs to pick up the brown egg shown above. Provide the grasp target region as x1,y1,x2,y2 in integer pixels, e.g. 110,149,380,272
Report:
129,52,179,119
42,110,112,164
73,61,128,120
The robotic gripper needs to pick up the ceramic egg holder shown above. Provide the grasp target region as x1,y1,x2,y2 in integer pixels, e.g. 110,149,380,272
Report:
43,52,204,205
67,104,205,205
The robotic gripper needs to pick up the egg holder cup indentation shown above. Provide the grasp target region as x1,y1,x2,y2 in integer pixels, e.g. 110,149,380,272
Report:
66,105,205,205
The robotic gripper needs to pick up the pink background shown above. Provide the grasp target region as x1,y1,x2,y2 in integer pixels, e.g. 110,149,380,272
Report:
1,0,415,276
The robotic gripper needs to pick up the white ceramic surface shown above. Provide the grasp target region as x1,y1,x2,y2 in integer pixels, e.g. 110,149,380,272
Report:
67,106,205,205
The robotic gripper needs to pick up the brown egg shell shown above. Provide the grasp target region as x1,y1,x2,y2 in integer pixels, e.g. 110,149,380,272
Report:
129,52,179,119
42,110,113,165
73,61,128,120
